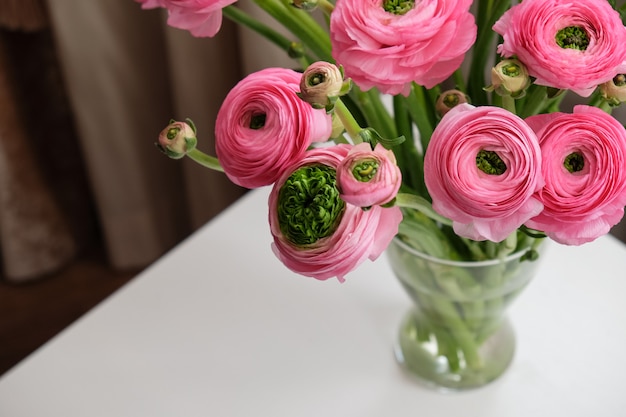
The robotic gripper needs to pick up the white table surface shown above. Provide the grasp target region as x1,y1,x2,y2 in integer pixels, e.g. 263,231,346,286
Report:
1,187,626,416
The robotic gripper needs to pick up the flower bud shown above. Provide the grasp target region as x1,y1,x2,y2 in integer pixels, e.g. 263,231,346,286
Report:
435,89,469,116
487,59,530,98
299,61,349,111
337,143,401,208
156,119,197,159
600,74,626,107
290,0,318,11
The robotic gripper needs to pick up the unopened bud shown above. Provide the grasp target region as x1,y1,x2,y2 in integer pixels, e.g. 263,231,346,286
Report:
299,61,350,111
600,74,626,107
487,59,530,98
436,89,469,116
156,119,197,159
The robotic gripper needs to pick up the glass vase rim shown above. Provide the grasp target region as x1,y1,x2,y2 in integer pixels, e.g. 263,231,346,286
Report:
390,236,536,267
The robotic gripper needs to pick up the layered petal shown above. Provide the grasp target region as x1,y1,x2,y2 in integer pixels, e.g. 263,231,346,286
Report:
269,145,403,282
330,0,476,95
525,105,626,245
135,0,237,37
215,68,332,189
337,143,402,207
424,104,544,242
493,0,626,97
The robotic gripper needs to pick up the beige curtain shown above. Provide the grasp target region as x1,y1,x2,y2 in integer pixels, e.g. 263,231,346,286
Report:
0,0,296,282
42,0,243,271
0,0,625,283
0,0,302,282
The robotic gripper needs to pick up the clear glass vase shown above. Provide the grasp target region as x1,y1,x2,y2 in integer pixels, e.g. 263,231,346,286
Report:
387,237,544,391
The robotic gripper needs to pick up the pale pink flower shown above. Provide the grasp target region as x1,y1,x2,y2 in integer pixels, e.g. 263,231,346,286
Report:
424,104,544,242
156,119,196,159
493,0,626,97
525,106,626,245
215,68,332,189
329,0,476,95
299,61,346,109
336,143,401,207
269,145,403,282
135,0,236,37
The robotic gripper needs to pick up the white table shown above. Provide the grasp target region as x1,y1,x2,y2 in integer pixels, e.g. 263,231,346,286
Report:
1,187,626,416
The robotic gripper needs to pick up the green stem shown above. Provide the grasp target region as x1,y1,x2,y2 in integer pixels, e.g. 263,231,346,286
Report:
587,92,613,114
476,0,495,35
223,5,313,64
365,90,398,139
334,98,363,143
517,85,547,118
406,83,434,154
392,96,423,195
395,193,452,226
599,101,613,114
518,86,571,118
317,0,334,14
186,149,224,172
348,86,397,140
252,0,333,62
420,283,484,370
467,0,511,105
501,95,516,114
453,69,466,92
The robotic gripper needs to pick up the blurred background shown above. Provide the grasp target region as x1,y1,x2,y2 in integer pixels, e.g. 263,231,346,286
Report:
0,0,625,375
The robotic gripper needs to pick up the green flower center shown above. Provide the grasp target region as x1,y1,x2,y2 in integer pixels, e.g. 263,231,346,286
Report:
166,127,180,140
383,0,414,15
476,150,507,175
501,63,521,77
555,26,589,50
614,74,626,87
249,113,266,129
352,159,379,182
308,72,326,86
442,93,460,108
277,164,345,246
564,152,585,173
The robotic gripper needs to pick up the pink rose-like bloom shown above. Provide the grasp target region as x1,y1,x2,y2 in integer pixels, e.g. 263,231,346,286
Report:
330,0,476,95
336,142,401,207
215,68,332,189
424,104,544,242
493,0,626,97
525,106,626,245
269,145,403,282
135,0,236,37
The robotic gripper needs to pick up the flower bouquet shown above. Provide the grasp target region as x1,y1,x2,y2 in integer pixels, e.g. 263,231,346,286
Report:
137,0,626,389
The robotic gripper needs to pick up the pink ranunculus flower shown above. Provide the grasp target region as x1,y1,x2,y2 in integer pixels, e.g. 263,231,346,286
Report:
493,0,626,97
135,0,236,37
336,142,401,207
525,105,626,245
424,104,544,242
329,0,476,96
269,145,403,282
215,68,332,189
